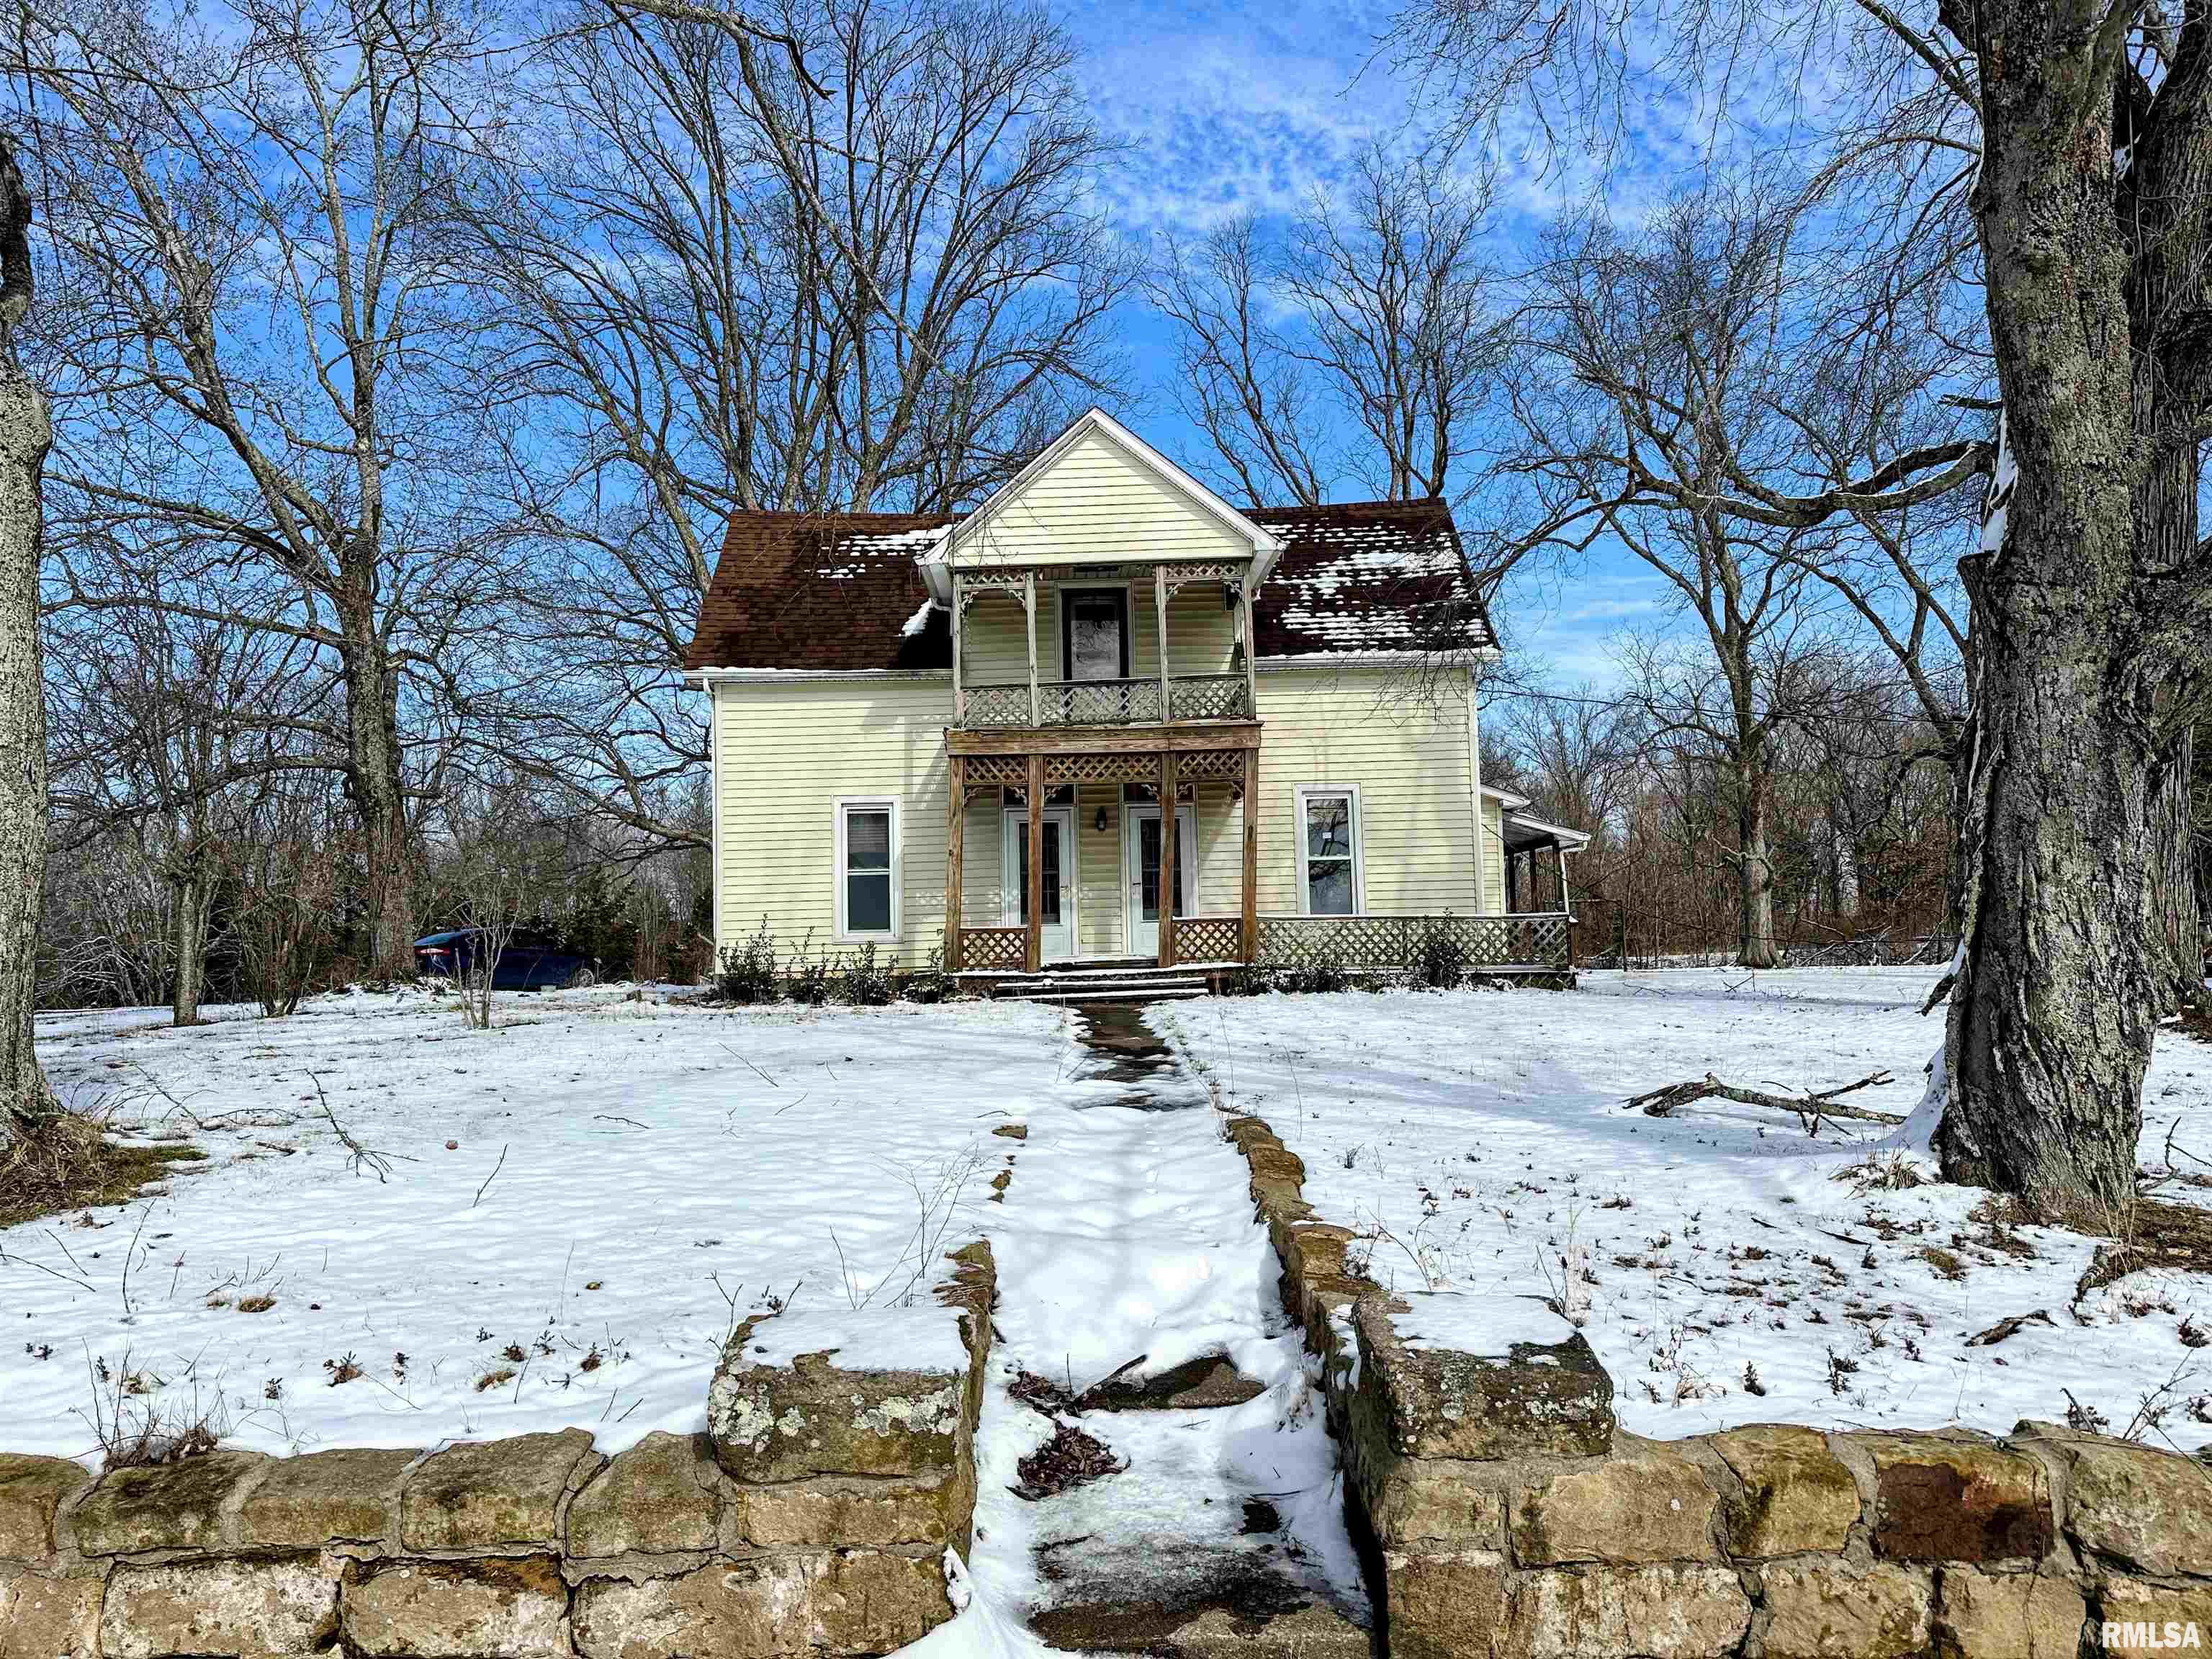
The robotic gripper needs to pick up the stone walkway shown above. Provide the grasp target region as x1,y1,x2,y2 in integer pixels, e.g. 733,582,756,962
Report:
962,1003,1373,1655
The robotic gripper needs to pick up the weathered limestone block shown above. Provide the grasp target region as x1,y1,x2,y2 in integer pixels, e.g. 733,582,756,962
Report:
1156,1602,1371,1659
1861,1434,2052,1564
572,1553,810,1659
567,1433,719,1559
341,1557,570,1658
101,1556,339,1658
71,1450,268,1556
2062,1438,2212,1578
0,1455,91,1563
1758,1558,1931,1659
730,1472,958,1548
400,1429,599,1553
1279,1222,1359,1282
1359,1454,1509,1549
1936,1565,2086,1658
1712,1425,1861,1558
1248,1176,1312,1225
1379,1547,1510,1659
708,1347,967,1484
1501,1562,1752,1659
1350,1293,1614,1462
1244,1144,1307,1186
806,1547,956,1652
2099,1575,2212,1635
572,1547,952,1658
235,1446,418,1550
0,1565,103,1659
1510,1440,1719,1565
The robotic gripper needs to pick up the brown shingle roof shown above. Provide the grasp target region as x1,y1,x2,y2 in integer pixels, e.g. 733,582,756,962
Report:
1246,498,1496,658
683,511,958,672
683,498,1494,673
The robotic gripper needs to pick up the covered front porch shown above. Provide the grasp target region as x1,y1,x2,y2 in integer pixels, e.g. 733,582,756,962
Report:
943,731,1262,976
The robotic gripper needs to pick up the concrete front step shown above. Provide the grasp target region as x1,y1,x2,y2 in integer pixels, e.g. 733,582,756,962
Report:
1015,987,1210,1004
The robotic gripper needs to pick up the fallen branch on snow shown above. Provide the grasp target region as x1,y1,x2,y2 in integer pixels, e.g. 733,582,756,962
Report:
308,1076,415,1184
1624,1071,1902,1135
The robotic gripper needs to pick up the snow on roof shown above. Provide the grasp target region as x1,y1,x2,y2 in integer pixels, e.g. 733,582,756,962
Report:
1246,500,1497,659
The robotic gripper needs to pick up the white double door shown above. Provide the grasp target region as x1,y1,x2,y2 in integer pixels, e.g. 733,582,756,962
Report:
1002,807,1074,963
1123,803,1195,958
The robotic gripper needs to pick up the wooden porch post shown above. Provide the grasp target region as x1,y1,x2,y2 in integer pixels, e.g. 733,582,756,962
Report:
945,756,965,972
1157,750,1178,969
1023,572,1040,726
1238,577,1259,719
1506,849,1521,914
1025,753,1044,974
950,572,965,723
1241,747,1259,964
1154,566,1172,721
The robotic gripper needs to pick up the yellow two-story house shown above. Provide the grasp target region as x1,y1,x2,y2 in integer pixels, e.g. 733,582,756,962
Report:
684,410,1584,994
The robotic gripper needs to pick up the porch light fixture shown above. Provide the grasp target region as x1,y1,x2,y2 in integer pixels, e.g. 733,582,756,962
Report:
1094,806,1110,832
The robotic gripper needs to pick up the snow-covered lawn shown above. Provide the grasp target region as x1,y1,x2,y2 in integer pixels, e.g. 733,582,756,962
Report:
4,986,1066,1465
1162,968,2212,1449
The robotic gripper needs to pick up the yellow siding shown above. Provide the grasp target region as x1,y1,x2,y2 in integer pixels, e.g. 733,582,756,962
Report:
957,580,1236,688
1481,797,1508,909
709,662,1503,971
711,677,955,968
953,425,1251,567
1251,667,1483,917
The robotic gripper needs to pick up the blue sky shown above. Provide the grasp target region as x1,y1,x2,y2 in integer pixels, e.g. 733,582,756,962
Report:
1054,0,1671,691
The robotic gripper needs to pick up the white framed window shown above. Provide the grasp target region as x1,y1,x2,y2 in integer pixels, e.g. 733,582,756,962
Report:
834,797,900,940
1295,786,1363,916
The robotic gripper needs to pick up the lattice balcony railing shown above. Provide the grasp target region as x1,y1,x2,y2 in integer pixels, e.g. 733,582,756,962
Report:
1168,675,1252,721
956,675,1253,728
1258,912,1573,972
1042,678,1165,725
958,683,1034,727
1172,915,1246,964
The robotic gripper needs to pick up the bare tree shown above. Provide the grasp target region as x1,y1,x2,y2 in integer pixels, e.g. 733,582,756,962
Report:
1152,141,1501,508
1394,0,2212,1213
46,536,326,1023
1506,188,1960,965
468,0,1130,853
0,134,53,1141
16,0,505,978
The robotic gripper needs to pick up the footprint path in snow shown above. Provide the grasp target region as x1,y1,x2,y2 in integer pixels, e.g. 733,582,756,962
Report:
958,1002,1373,1656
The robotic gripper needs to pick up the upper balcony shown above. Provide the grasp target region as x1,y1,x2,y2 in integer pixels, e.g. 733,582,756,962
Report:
955,673,1253,729
943,557,1263,735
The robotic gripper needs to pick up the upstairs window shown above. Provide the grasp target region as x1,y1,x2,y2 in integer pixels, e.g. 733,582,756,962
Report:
1061,588,1129,682
835,799,898,938
1298,787,1362,916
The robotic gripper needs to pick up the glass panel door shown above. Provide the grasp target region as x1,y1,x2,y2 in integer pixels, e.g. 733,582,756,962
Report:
1002,808,1074,961
1123,804,1194,956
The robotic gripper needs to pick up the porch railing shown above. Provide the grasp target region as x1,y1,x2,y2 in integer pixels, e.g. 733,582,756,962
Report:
1259,912,1574,972
956,675,1254,729
1171,914,1246,964
958,925,1028,972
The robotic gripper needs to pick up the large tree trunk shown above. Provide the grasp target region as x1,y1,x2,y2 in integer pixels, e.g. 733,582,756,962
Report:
1738,759,1781,967
2154,724,2204,1012
0,369,52,1143
169,868,207,1027
1933,48,2155,1215
338,606,415,981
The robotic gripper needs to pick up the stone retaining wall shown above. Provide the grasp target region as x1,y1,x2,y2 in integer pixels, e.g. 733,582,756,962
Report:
1223,1111,2212,1659
0,1241,995,1659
